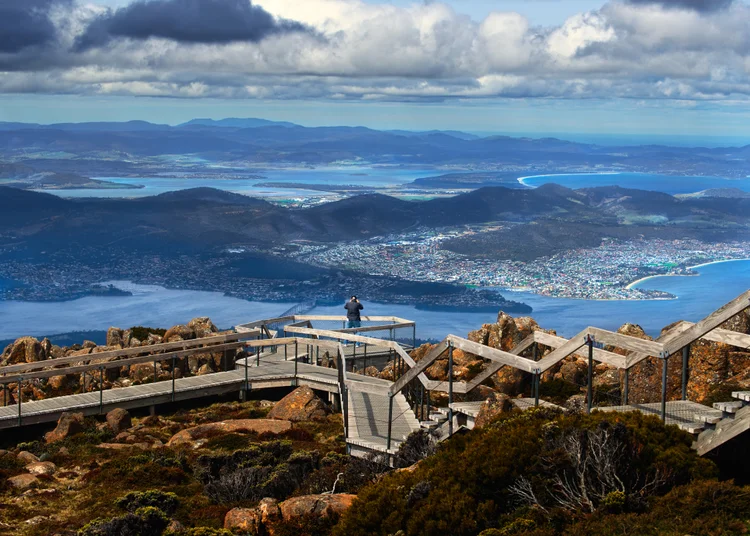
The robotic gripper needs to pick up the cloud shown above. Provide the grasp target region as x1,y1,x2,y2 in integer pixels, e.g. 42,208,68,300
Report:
75,0,311,50
625,0,734,12
0,0,70,53
2,0,750,105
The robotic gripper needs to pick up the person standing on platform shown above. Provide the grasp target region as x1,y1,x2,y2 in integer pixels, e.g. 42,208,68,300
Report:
344,296,364,346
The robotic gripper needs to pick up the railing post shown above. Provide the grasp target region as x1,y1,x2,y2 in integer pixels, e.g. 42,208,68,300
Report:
661,355,669,422
448,342,454,437
681,345,690,401
534,371,540,407
386,393,394,453
586,335,594,414
294,341,298,381
171,356,177,402
17,376,22,427
623,368,629,405
99,366,104,414
532,342,538,362
244,349,249,394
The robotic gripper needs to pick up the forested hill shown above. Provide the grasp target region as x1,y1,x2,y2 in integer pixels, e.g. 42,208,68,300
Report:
1,185,749,259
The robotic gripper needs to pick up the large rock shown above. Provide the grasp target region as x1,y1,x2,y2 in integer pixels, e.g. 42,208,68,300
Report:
2,337,47,366
267,386,330,422
106,327,124,348
106,408,132,434
224,508,261,533
188,317,218,337
44,412,85,444
166,419,292,448
162,324,196,343
279,494,356,521
16,451,39,464
474,392,513,428
26,461,56,476
7,474,40,490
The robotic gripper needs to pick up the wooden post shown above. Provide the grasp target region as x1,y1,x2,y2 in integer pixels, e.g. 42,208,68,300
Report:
386,393,394,452
623,368,629,405
412,324,416,351
171,356,176,402
294,341,298,380
448,342,454,436
534,372,540,407
586,335,594,414
661,356,669,422
17,377,22,427
99,366,104,414
681,345,690,401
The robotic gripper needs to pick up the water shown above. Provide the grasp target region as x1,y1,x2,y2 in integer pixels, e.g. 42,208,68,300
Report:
36,167,438,199
497,260,750,337
0,262,747,342
0,281,295,340
521,173,750,195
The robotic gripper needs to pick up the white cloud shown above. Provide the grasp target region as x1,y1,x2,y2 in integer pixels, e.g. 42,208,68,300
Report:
2,0,750,104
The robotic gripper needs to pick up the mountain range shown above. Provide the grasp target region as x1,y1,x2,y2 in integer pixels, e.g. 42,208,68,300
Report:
0,118,749,178
1,184,747,261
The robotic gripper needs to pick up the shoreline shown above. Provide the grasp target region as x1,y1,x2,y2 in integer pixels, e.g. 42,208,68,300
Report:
626,258,750,290
517,171,623,188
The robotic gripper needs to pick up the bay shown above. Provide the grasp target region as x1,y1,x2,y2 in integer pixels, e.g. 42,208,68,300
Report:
0,261,747,343
39,167,437,199
520,172,750,195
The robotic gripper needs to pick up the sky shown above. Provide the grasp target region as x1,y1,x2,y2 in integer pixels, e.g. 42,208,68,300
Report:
3,0,750,136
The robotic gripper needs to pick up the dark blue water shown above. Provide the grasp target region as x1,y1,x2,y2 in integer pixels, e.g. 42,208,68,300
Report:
521,173,750,195
0,262,747,341
498,260,750,337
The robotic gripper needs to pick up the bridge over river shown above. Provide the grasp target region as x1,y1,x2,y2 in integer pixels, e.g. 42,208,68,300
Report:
2,290,750,461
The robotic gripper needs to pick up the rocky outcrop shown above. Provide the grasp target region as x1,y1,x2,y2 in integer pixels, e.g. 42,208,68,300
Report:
474,392,513,428
1,336,48,366
26,461,56,476
166,419,292,448
44,412,85,444
279,493,357,521
7,474,40,490
106,408,132,434
267,386,330,422
224,498,280,534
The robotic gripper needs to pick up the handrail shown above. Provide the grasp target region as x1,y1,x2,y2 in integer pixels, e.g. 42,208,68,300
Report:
0,331,256,377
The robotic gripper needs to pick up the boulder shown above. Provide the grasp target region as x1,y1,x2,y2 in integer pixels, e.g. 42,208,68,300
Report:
106,327,124,348
279,494,356,521
188,317,218,338
558,359,587,385
257,497,281,525
82,340,97,349
7,474,40,490
565,394,587,414
16,451,39,464
106,408,132,434
267,386,330,422
162,324,196,343
474,392,513,428
466,384,497,402
44,412,85,444
166,419,292,448
26,461,56,476
2,337,46,366
224,508,261,533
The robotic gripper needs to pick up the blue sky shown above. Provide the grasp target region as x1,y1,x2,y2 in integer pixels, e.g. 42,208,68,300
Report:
2,0,750,136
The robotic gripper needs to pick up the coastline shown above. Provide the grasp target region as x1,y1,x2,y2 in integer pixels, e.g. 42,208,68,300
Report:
626,258,750,290
516,171,622,188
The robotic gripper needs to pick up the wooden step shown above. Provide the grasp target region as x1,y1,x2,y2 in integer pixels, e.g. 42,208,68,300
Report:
714,401,744,414
694,413,722,425
732,391,750,403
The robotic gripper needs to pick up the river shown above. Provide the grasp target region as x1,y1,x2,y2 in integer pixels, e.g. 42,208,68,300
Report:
0,261,747,343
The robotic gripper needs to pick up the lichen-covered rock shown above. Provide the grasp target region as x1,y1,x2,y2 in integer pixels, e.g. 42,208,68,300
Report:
166,419,292,448
162,324,196,343
106,327,124,348
1,336,47,366
106,408,132,434
474,392,513,428
26,461,56,476
44,412,85,444
267,386,330,422
188,317,218,337
224,507,261,533
279,493,356,521
7,474,40,490
17,451,39,464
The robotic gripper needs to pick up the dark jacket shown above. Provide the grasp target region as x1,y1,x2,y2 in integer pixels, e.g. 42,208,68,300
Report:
344,300,363,321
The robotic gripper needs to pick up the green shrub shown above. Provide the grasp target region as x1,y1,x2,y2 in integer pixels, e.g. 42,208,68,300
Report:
333,409,719,536
78,506,168,536
116,489,180,515
129,326,167,340
182,528,233,536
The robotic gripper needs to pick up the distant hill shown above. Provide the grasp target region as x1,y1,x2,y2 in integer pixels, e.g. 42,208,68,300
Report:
677,188,750,199
179,118,299,129
2,184,749,260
